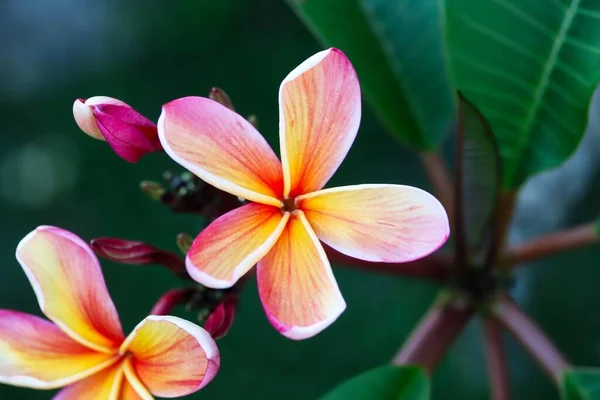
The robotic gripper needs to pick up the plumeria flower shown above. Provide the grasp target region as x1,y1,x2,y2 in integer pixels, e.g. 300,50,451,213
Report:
0,226,219,399
158,48,450,340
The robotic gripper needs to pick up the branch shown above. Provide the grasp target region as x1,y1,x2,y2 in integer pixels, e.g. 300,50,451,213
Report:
505,222,598,267
149,287,196,315
483,318,510,400
420,151,455,227
392,297,474,373
494,295,568,383
325,246,452,283
485,191,517,269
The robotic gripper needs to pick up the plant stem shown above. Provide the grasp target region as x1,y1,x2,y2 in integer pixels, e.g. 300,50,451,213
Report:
325,246,452,283
486,191,517,269
420,151,455,227
392,297,474,373
149,287,197,315
505,222,598,267
494,295,568,383
483,318,510,400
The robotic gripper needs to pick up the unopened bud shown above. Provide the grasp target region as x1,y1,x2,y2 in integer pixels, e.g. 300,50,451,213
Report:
209,88,235,110
176,233,194,255
150,287,196,315
73,96,161,163
204,296,237,340
91,238,187,278
140,181,166,201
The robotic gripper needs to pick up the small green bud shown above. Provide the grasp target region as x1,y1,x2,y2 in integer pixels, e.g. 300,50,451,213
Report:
140,181,165,201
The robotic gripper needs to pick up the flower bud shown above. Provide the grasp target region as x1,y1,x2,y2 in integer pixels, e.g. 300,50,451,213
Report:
205,296,237,340
209,88,234,110
140,181,166,201
90,238,187,278
73,96,161,162
150,288,196,316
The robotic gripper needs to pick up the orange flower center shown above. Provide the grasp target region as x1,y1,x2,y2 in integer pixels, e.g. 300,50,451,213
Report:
282,197,298,213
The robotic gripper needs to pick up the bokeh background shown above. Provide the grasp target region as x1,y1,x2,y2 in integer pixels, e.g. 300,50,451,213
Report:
3,1,600,399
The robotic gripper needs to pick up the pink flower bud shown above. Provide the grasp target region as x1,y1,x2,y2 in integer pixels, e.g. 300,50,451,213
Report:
73,96,161,162
90,238,187,277
205,296,237,340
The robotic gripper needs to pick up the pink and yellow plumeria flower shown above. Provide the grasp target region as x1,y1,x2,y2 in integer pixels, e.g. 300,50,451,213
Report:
0,226,219,399
158,48,450,340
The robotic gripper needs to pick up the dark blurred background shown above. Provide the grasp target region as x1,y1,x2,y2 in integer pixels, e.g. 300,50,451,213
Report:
3,1,600,399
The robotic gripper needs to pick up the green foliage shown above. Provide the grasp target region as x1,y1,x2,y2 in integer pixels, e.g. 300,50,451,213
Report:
561,368,600,400
447,0,600,188
455,93,501,265
320,365,430,400
290,0,600,188
287,0,455,149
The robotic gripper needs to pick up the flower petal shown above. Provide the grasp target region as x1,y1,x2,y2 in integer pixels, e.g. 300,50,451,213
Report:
159,96,284,206
53,361,124,400
120,316,220,398
120,377,146,400
16,226,124,352
279,48,361,197
122,358,153,400
257,211,346,340
298,184,450,262
0,310,119,390
186,203,290,288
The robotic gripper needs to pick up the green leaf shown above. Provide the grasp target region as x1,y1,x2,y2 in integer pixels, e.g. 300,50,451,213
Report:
320,365,430,400
561,367,600,399
454,92,502,266
287,0,455,149
446,0,600,188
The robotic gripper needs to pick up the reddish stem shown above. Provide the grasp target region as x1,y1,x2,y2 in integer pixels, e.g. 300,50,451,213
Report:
149,287,197,315
325,246,452,283
483,318,510,400
420,151,455,227
494,295,569,383
505,222,597,267
392,298,474,373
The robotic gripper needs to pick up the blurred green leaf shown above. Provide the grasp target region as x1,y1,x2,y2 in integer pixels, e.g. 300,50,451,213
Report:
320,365,430,400
447,0,600,188
454,92,501,265
561,367,600,399
287,0,455,150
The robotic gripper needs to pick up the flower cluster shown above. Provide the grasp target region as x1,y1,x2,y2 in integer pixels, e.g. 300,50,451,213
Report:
1,48,449,398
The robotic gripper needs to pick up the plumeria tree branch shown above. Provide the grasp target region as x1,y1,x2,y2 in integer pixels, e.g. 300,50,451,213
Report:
494,295,569,383
483,318,510,400
485,191,517,270
325,246,452,283
392,294,474,373
420,151,455,227
505,221,598,267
